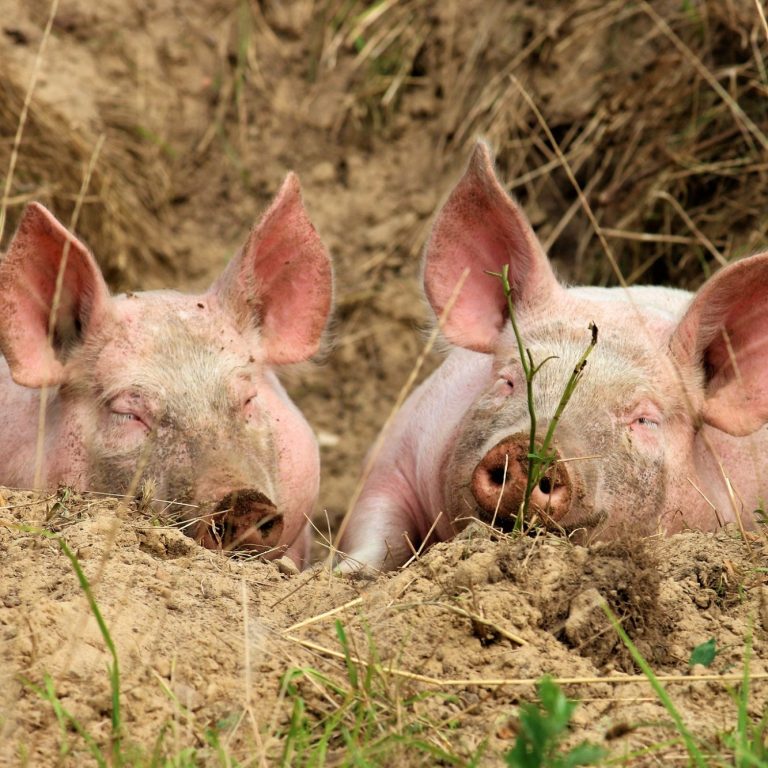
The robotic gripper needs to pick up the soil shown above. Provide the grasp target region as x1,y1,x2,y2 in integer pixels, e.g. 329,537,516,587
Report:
1,0,767,764
2,492,767,764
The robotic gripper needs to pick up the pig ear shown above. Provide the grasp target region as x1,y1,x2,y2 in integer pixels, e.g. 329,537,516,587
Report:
670,253,768,436
0,203,110,388
423,141,561,352
211,173,333,364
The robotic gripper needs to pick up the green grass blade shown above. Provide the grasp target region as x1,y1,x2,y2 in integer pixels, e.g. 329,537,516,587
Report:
35,673,108,767
56,538,122,757
601,603,707,767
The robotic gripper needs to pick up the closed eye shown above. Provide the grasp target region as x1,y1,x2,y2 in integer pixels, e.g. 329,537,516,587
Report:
112,412,139,423
107,392,151,431
630,416,660,430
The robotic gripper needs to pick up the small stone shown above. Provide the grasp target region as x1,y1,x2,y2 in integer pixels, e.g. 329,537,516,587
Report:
317,430,340,448
172,682,202,712
564,587,605,644
156,658,171,678
275,556,299,576
410,191,436,217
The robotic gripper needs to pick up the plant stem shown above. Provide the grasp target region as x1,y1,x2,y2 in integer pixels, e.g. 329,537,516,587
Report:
602,602,707,768
57,539,122,761
488,266,597,528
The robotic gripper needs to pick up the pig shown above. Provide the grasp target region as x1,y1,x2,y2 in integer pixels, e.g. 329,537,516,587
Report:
338,141,768,571
0,174,332,568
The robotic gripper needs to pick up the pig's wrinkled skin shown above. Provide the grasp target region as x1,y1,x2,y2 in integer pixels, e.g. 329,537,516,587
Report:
0,174,332,568
339,142,768,571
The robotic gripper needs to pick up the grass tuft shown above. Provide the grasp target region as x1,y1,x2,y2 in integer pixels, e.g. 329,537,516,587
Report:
276,618,482,766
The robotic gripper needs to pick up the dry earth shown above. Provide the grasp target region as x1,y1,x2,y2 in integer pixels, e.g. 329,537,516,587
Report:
1,491,767,764
1,0,768,764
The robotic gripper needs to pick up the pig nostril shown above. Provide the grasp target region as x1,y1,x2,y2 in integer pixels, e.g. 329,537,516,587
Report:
538,476,552,494
488,466,508,487
256,515,279,535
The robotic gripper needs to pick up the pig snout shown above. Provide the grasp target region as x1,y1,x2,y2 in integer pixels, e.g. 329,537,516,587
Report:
194,489,284,552
470,434,573,527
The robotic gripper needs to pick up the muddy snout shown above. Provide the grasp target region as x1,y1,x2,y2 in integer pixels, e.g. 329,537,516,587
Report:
470,434,573,526
194,489,283,552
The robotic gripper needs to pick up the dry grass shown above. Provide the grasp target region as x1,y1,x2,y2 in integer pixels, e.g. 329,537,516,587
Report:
0,67,175,288
317,0,768,287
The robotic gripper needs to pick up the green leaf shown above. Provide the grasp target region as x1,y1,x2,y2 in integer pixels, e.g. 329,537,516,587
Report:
689,638,717,667
505,678,604,768
537,677,576,734
561,742,607,767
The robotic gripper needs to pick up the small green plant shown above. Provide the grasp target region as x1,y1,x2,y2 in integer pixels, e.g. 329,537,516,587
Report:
689,638,718,668
504,677,605,768
721,630,768,768
754,501,767,527
277,619,482,766
28,538,123,766
487,264,598,528
612,611,768,766
602,602,707,767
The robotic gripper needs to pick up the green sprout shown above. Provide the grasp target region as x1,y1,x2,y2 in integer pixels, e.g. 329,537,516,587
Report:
487,265,598,528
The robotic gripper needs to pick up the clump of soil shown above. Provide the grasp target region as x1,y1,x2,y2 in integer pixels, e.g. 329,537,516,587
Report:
494,535,669,670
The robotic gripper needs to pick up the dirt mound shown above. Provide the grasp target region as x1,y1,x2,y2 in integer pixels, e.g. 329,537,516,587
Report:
0,50,175,289
1,490,766,764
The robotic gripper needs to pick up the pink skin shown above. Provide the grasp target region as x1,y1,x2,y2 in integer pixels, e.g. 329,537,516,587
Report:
339,142,768,571
0,174,332,568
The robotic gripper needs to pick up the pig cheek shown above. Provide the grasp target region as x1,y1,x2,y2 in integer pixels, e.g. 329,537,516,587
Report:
656,425,701,528
88,416,166,496
597,449,667,537
46,410,91,488
86,442,152,496
568,421,666,538
241,408,279,492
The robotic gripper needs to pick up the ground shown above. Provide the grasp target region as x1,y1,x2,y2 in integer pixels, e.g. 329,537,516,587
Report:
1,0,767,764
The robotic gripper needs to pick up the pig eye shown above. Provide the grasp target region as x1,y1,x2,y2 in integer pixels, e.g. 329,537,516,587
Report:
110,410,148,431
627,401,662,433
491,374,515,399
631,416,659,430
112,412,138,423
108,393,150,431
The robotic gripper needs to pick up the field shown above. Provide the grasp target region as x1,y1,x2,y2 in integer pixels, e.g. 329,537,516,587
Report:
1,0,768,764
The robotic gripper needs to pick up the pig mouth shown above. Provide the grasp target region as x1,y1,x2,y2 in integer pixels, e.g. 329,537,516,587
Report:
192,489,284,553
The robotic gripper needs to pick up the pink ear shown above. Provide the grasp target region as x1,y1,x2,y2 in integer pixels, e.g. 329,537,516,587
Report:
0,203,110,388
211,174,333,364
423,141,561,352
670,253,768,436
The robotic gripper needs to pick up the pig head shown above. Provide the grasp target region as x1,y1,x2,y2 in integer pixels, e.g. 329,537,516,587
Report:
0,174,332,567
339,142,768,571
